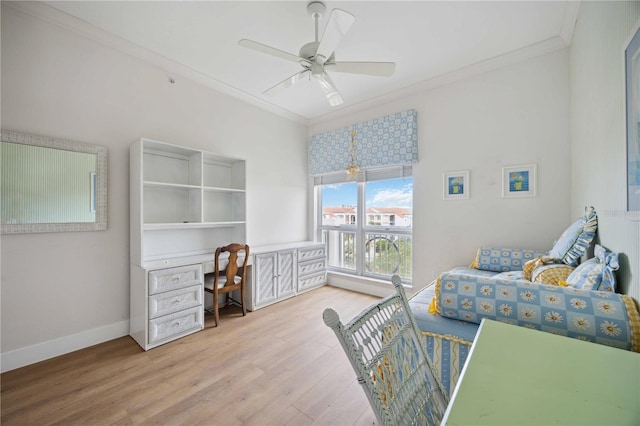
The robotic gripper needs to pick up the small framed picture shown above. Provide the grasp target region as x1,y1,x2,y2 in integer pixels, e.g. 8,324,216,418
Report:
443,170,469,200
502,164,536,198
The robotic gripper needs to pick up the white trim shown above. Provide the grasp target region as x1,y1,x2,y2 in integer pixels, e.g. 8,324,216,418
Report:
326,272,397,298
7,2,573,128
6,1,308,125
310,37,568,126
559,1,581,45
0,320,129,373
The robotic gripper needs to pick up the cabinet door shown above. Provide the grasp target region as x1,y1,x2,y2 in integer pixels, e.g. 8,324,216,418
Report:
254,252,278,307
277,249,296,299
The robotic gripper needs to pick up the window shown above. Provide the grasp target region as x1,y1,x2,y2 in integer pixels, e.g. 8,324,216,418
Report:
316,167,413,283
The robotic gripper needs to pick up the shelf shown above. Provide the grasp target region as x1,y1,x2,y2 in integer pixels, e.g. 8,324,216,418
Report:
203,186,245,193
132,138,246,265
143,182,245,193
144,221,246,231
144,181,201,190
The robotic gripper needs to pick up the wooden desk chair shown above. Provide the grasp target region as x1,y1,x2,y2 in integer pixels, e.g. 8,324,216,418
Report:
204,243,249,327
323,275,449,426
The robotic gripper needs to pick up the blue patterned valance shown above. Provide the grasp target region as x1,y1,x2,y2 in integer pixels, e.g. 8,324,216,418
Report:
309,109,418,176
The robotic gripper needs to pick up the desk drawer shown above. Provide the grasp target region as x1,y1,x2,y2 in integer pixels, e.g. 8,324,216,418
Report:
148,285,202,319
148,306,202,344
297,245,325,261
298,258,326,276
298,271,326,292
149,264,202,295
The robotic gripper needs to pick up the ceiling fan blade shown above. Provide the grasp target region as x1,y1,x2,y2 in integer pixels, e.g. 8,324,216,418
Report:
315,9,355,65
263,70,309,97
238,39,301,63
315,72,343,106
327,61,396,77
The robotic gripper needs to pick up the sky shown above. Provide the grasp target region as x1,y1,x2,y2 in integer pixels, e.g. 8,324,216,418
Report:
322,177,413,208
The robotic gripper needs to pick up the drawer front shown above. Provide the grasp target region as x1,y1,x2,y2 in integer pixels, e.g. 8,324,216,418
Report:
297,245,326,261
148,285,202,319
149,264,202,295
298,258,326,277
148,306,203,344
298,272,326,292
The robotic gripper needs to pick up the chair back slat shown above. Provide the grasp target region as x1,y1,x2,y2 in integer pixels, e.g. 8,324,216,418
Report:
208,243,249,326
215,243,249,288
323,275,448,426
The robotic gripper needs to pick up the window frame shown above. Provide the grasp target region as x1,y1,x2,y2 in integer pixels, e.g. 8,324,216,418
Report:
315,166,413,284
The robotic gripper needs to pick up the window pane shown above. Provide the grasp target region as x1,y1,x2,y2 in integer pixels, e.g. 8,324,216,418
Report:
364,177,412,280
364,233,412,280
321,182,357,226
365,177,413,227
317,174,413,282
323,229,356,271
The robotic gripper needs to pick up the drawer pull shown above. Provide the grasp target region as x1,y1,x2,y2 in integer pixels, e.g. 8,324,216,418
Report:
173,321,181,328
172,298,180,304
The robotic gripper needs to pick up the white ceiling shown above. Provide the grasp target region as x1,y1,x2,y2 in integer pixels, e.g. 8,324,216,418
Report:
37,1,578,124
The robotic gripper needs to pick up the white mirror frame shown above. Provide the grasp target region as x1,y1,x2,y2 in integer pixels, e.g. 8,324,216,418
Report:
1,130,108,233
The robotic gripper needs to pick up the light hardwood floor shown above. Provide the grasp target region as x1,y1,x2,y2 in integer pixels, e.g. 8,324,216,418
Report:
1,286,381,425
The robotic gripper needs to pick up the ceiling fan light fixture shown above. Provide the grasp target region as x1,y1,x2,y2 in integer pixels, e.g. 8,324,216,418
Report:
238,1,395,107
327,93,343,107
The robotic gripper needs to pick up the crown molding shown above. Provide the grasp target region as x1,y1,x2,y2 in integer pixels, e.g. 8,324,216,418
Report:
8,1,577,129
5,1,309,125
560,1,581,45
309,36,569,126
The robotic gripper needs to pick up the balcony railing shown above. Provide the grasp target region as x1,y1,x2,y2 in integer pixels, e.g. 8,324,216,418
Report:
322,229,412,281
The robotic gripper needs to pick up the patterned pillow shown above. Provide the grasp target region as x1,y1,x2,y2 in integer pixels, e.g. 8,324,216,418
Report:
530,264,575,286
472,247,547,272
548,206,598,266
565,245,618,292
437,274,635,350
524,257,551,279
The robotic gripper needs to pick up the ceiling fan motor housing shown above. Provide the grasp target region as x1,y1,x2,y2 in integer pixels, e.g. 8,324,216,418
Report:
299,41,335,65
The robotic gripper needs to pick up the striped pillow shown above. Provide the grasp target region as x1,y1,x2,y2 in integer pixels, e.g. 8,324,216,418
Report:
565,244,618,291
549,206,598,266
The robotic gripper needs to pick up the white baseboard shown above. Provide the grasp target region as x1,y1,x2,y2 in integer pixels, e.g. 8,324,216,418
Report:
326,272,397,298
1,320,130,373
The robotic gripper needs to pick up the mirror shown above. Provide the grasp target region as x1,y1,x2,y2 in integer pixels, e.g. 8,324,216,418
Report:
1,130,107,233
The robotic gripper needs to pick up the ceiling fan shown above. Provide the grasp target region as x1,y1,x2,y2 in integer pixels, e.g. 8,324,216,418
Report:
239,1,396,107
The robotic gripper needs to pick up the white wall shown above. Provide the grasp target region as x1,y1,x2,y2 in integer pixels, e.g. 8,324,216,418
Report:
310,49,572,292
569,1,640,301
0,4,308,370
6,1,636,373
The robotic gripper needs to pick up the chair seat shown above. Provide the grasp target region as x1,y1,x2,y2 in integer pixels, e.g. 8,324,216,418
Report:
204,275,241,291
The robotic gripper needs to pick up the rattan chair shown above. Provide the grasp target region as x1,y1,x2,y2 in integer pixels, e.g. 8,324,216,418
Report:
204,243,249,327
323,275,449,425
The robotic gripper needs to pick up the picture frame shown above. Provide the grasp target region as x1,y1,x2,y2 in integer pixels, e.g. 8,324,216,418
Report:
443,170,469,200
624,20,640,220
502,164,536,198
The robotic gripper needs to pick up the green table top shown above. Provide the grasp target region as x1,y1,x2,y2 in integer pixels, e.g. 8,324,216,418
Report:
442,318,640,425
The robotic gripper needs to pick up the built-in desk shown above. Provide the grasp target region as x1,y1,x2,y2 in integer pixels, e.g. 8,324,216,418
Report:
442,318,640,425
130,242,326,350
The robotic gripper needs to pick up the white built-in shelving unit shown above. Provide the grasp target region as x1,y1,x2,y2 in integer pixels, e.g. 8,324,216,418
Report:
129,138,246,350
